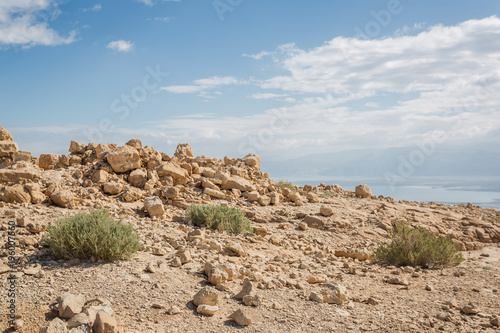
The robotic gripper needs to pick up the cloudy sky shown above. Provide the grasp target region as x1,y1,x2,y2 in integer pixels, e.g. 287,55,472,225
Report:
1,0,499,185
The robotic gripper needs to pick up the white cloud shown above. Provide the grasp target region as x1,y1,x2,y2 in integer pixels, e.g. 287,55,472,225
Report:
153,17,500,158
0,0,76,48
136,0,180,6
249,93,288,100
160,76,244,96
106,40,133,53
83,4,102,12
242,50,272,60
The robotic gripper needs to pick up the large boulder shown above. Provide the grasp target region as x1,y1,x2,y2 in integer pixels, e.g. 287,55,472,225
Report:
69,140,87,154
174,143,193,159
129,169,148,188
103,182,124,195
355,184,372,198
144,196,165,217
156,161,188,185
0,141,18,157
3,184,31,203
39,317,68,333
50,190,75,208
0,126,13,141
106,146,141,173
39,153,60,170
221,175,256,192
242,153,260,170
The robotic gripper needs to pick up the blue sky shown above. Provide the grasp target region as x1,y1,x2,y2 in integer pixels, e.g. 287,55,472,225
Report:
1,0,500,183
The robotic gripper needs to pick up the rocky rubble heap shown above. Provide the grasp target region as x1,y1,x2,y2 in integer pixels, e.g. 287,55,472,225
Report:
1,126,500,332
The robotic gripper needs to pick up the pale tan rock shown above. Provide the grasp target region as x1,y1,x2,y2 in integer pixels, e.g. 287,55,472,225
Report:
144,196,165,217
93,311,119,333
235,279,253,299
103,182,124,195
287,192,303,203
0,140,18,157
39,153,60,170
156,161,188,185
39,317,68,333
125,138,142,149
12,150,31,162
193,286,219,306
230,308,252,326
226,242,246,257
304,215,325,230
170,256,182,267
69,140,87,154
177,249,192,264
247,191,260,202
26,222,47,233
0,126,13,141
122,186,144,202
355,184,372,198
320,205,334,216
3,184,31,203
197,304,219,315
91,170,109,183
51,190,75,208
243,153,260,170
206,264,229,285
321,282,350,305
221,175,256,192
57,292,86,319
107,145,141,173
309,292,325,303
68,326,91,333
461,303,479,315
307,192,319,202
258,195,271,206
270,192,281,205
162,186,179,199
386,277,409,286
129,169,148,188
68,313,90,329
174,143,194,159
242,295,261,306
204,188,226,199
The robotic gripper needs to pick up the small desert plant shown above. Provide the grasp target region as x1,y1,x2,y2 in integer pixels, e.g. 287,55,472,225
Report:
320,190,333,197
373,220,463,268
275,180,295,192
186,204,253,234
45,209,142,261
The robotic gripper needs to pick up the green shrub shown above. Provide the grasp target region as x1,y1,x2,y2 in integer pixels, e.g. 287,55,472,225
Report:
45,209,142,261
275,180,295,192
320,190,332,197
186,204,253,234
373,220,463,268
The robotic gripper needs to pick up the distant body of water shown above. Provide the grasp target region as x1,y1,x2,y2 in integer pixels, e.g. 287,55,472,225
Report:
291,177,500,210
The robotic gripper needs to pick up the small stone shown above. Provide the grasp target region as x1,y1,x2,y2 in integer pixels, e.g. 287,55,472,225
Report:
193,286,219,306
67,313,90,329
13,319,23,330
425,284,433,291
26,222,47,233
57,292,86,319
177,249,192,264
146,263,157,273
170,257,182,267
230,309,252,326
386,277,409,286
366,296,381,305
320,205,334,216
321,281,350,305
226,242,246,257
39,317,67,333
461,302,479,315
144,196,165,217
197,304,219,316
242,295,261,307
309,292,324,303
167,305,181,315
490,317,499,327
235,279,253,299
92,311,119,333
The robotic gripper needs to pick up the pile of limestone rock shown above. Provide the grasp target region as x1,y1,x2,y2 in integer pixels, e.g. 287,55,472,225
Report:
0,125,360,218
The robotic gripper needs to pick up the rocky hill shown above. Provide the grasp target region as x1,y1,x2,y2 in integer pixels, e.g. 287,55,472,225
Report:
0,125,499,332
